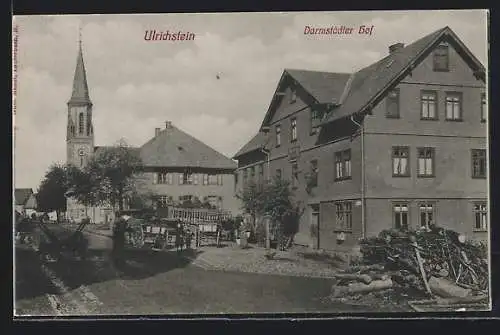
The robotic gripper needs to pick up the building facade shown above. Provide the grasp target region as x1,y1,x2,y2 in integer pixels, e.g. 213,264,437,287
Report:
233,26,488,253
132,122,239,215
65,39,238,224
15,188,37,217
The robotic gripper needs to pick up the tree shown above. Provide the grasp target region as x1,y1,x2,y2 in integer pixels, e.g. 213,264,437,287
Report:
65,165,98,215
36,163,70,222
237,177,304,250
79,140,143,211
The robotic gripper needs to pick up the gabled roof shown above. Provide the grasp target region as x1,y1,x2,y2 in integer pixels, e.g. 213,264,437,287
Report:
260,69,351,130
25,193,37,209
68,41,92,105
94,146,141,157
322,26,486,124
139,124,237,170
286,69,351,104
233,132,269,159
15,188,33,206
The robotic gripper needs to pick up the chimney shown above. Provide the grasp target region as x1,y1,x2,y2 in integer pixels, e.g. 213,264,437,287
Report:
389,43,405,54
155,127,161,137
165,121,172,129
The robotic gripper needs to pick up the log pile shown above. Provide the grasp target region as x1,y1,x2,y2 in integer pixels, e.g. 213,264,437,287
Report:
331,264,394,298
330,226,489,307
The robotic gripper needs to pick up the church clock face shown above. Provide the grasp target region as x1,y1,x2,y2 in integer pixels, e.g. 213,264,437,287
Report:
75,146,89,168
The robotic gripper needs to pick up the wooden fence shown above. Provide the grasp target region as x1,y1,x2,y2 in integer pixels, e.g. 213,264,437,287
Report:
165,206,233,247
165,206,233,224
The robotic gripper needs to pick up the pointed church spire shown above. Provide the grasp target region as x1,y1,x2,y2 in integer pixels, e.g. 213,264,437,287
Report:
68,26,92,105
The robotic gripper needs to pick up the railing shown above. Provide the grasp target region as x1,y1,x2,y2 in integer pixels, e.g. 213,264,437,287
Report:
166,206,233,224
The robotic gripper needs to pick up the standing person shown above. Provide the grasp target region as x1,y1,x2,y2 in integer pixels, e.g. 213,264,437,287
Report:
175,222,183,254
112,215,128,267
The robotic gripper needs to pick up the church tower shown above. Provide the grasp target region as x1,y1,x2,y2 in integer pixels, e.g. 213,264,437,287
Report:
66,31,94,169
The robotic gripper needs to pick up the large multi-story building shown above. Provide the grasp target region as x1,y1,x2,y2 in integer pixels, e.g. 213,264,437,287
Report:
233,26,488,253
65,38,238,224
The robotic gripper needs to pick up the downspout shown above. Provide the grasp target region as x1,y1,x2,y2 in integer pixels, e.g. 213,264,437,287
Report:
349,115,365,239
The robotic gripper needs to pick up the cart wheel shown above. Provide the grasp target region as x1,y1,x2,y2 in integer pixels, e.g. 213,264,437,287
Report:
131,227,145,248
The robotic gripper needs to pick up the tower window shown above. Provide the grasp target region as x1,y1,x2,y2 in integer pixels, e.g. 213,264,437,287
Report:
78,112,85,135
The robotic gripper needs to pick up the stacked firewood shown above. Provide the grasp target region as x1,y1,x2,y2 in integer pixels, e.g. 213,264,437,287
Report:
331,226,488,300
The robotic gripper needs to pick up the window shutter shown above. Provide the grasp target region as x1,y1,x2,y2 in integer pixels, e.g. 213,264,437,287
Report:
153,173,158,184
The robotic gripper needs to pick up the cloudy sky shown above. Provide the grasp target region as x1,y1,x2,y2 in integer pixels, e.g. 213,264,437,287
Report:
13,10,487,191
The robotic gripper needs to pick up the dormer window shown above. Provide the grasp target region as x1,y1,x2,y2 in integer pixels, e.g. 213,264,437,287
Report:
311,108,321,134
433,43,449,72
386,89,400,118
290,89,297,103
290,117,297,142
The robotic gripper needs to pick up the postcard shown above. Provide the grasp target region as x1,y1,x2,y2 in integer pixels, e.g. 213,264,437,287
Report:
12,10,490,317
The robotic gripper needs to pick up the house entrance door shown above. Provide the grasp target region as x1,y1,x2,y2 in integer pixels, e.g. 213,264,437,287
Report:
311,204,320,249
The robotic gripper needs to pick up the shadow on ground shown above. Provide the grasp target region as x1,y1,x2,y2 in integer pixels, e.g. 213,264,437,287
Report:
15,224,205,298
15,246,60,301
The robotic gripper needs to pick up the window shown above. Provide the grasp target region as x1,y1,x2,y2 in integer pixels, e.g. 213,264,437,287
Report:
471,149,487,178
179,171,194,185
276,169,282,180
157,172,174,184
481,93,486,122
335,202,352,230
70,125,75,136
276,125,281,147
421,91,438,120
386,89,400,118
78,112,85,134
291,89,297,103
291,162,299,188
291,118,297,142
250,166,255,181
335,149,351,180
392,146,410,177
473,202,488,231
419,202,435,228
445,92,462,121
258,163,264,182
309,160,318,187
393,203,409,230
209,174,218,185
433,44,449,72
417,147,435,177
311,108,321,134
157,196,173,208
179,195,193,203
243,169,248,185
204,173,223,185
